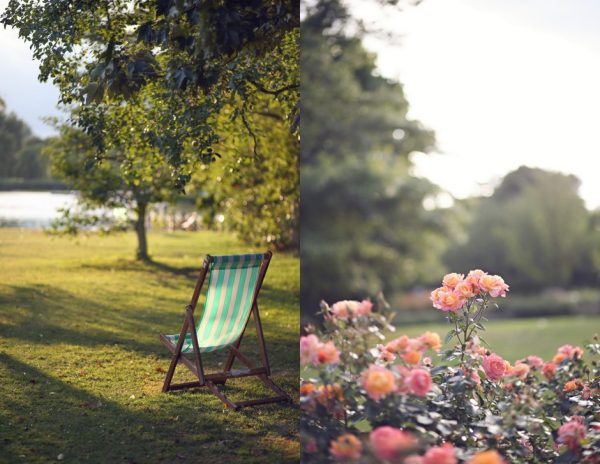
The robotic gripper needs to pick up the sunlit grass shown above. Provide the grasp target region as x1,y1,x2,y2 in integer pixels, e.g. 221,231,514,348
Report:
397,315,600,362
0,229,299,463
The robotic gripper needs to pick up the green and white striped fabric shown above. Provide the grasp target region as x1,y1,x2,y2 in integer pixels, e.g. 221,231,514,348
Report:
166,253,265,353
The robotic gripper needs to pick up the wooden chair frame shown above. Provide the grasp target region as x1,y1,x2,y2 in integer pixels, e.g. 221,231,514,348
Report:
159,251,292,410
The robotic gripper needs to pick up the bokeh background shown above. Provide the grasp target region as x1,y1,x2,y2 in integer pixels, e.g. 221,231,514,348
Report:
300,0,600,357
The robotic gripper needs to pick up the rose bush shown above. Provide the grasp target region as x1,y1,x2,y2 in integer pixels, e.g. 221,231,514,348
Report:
300,271,600,463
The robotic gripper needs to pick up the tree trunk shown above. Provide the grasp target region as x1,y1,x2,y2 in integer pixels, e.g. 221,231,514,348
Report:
135,201,149,261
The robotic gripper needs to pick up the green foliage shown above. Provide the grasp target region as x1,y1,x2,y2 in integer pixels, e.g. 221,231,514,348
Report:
0,101,49,180
0,229,299,463
1,0,299,178
446,167,598,291
43,90,192,259
192,91,299,251
300,0,442,310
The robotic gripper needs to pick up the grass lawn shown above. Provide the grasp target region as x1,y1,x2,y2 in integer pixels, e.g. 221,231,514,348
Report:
397,314,600,362
0,228,299,463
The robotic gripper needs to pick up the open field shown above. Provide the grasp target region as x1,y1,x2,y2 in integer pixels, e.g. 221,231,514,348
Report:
0,229,299,463
398,314,600,362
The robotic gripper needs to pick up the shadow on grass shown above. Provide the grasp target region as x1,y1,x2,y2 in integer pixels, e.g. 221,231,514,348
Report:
0,353,298,463
80,258,201,281
0,284,177,356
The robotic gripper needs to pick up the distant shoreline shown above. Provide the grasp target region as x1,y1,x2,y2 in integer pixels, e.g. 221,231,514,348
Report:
0,179,69,191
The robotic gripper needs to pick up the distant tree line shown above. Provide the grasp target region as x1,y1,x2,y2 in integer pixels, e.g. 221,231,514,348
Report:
0,98,50,181
300,0,600,317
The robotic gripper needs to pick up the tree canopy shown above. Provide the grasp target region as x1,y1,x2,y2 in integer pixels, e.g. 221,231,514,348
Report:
445,166,597,291
301,0,444,311
2,0,299,189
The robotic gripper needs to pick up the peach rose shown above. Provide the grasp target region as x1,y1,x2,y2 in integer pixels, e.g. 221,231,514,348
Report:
330,434,362,461
558,344,583,360
455,280,476,299
361,364,396,401
402,350,422,365
467,450,506,464
557,416,586,450
431,287,465,312
377,344,396,362
525,355,544,368
300,334,320,365
478,274,509,298
465,269,486,291
442,273,464,289
553,353,567,364
563,380,580,393
419,331,442,351
300,382,316,396
386,335,410,353
408,368,432,396
511,362,530,379
542,362,556,379
482,353,507,381
423,443,457,464
369,426,417,461
313,341,341,365
317,384,344,405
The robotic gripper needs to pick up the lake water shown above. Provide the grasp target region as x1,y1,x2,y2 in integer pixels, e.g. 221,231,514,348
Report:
0,191,78,228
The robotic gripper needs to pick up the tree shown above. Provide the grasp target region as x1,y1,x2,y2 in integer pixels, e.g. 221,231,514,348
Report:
2,0,299,185
44,88,195,261
445,166,595,290
192,92,299,251
301,0,443,310
0,100,32,177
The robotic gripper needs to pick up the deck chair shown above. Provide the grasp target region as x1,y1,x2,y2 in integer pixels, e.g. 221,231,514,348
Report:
159,251,292,410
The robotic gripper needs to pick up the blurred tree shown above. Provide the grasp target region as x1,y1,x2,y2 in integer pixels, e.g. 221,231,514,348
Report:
301,0,443,311
13,137,50,180
0,102,31,177
446,166,595,290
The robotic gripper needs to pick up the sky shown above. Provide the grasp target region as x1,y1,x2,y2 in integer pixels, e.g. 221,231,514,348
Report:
0,0,62,138
349,0,600,210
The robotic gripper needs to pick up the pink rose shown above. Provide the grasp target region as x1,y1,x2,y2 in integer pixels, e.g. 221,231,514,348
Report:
300,334,319,365
312,341,340,365
354,299,373,317
478,274,509,298
331,299,373,320
404,456,425,464
369,426,417,461
482,353,507,381
557,416,586,450
525,355,544,368
558,344,584,360
330,300,352,320
465,269,486,291
455,280,476,299
423,443,457,464
442,273,464,289
408,368,432,396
